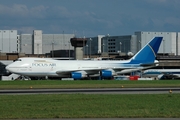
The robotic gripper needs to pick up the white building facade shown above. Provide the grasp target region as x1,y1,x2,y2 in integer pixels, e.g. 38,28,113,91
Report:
135,31,177,55
0,30,18,53
20,30,75,54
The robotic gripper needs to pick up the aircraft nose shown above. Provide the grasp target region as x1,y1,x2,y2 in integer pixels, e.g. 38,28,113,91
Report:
5,64,18,74
5,66,9,70
5,64,14,72
5,65,10,72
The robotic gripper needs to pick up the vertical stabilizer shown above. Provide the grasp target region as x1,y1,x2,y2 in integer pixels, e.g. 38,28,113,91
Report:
130,37,163,64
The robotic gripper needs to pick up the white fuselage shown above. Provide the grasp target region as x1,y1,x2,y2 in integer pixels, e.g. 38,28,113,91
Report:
143,69,180,78
6,58,143,77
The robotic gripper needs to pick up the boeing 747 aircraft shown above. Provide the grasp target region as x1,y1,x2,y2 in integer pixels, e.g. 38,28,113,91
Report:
6,37,163,80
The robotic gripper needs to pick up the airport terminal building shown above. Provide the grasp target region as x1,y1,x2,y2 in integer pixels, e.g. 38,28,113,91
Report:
0,30,180,59
85,31,179,56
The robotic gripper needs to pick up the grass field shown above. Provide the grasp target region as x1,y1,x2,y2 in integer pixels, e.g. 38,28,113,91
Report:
0,94,180,119
0,80,180,119
0,80,180,89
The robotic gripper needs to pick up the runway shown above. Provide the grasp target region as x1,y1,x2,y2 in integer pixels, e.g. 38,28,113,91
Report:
1,88,180,95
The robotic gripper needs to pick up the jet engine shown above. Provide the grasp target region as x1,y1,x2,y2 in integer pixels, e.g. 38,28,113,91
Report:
71,71,87,79
101,69,116,78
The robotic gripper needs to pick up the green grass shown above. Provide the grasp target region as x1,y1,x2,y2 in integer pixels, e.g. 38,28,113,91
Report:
0,94,180,119
1,80,180,118
0,80,180,89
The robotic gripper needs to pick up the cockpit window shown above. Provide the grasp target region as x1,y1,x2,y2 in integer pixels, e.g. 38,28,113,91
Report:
13,58,22,62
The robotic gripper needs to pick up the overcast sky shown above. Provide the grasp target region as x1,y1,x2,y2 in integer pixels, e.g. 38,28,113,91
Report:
0,0,180,37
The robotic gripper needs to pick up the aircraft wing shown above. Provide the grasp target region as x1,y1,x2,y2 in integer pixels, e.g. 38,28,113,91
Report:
56,69,102,75
56,70,77,74
56,67,142,79
56,68,106,79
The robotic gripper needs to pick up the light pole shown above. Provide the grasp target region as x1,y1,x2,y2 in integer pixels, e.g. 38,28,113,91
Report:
37,43,39,57
63,31,64,49
102,43,105,53
68,41,70,60
119,42,122,53
106,34,110,54
83,36,85,58
23,44,27,54
163,39,165,56
86,45,88,58
52,41,54,58
138,40,141,50
89,38,92,58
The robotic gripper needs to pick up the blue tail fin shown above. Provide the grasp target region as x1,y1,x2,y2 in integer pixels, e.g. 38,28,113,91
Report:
130,37,163,64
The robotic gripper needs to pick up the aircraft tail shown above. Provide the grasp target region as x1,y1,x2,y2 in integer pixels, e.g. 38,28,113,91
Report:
129,37,163,64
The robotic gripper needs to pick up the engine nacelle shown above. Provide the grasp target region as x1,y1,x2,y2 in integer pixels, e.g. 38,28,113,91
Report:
71,71,87,80
101,69,116,78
